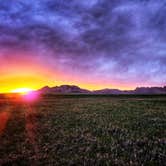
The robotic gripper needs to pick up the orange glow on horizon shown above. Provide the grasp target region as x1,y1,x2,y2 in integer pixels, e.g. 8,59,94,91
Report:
0,79,135,93
0,52,136,93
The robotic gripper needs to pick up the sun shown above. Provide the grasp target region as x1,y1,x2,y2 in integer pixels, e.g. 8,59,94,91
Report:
11,88,33,94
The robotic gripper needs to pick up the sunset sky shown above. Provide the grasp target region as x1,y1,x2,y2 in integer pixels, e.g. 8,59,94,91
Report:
0,0,166,93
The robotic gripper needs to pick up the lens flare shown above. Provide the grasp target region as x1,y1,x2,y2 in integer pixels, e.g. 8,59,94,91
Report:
22,91,39,102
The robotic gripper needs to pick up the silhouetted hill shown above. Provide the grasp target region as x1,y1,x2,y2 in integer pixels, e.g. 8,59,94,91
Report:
39,85,91,94
134,87,166,94
93,89,124,94
38,85,166,94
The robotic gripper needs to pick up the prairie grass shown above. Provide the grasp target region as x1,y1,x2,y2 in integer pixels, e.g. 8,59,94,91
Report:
0,95,165,165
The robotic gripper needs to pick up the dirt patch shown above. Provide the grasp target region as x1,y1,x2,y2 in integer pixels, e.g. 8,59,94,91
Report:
25,106,39,154
0,108,11,135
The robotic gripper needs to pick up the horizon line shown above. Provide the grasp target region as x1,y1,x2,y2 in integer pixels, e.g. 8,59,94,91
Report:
1,84,165,94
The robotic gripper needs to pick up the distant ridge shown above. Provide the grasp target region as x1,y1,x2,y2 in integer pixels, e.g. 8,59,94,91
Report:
39,85,90,94
38,85,166,94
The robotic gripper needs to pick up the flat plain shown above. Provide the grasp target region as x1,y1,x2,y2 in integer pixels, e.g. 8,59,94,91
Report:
0,94,165,165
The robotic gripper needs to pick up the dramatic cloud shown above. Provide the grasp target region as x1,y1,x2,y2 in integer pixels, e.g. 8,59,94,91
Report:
0,0,166,90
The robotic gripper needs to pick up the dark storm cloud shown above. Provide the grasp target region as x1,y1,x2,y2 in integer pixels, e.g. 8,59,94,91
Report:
0,0,165,86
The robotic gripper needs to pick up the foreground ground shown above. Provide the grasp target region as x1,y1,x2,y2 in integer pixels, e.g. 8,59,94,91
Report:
0,94,165,165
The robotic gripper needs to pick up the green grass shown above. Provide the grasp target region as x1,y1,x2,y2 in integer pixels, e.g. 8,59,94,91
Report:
0,95,165,165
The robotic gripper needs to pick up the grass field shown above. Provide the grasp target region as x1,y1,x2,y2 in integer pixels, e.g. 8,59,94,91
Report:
0,94,165,165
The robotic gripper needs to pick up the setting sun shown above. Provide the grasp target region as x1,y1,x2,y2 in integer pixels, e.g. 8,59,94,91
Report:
11,88,33,94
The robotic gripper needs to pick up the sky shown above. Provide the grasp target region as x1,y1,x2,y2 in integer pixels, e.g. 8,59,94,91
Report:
0,0,166,92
